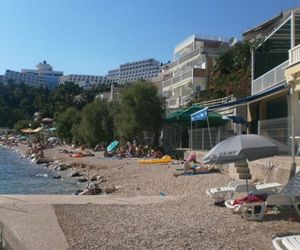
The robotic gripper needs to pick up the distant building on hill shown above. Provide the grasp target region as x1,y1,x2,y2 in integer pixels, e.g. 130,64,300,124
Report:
4,61,63,89
59,74,113,89
161,34,232,109
106,68,120,83
106,58,161,84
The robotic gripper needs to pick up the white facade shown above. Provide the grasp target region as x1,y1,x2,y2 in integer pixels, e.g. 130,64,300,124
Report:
5,70,47,87
107,68,120,83
59,74,113,89
5,61,63,88
162,34,231,109
106,58,160,84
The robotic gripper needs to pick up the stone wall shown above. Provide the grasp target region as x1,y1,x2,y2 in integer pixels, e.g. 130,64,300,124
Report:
184,150,299,185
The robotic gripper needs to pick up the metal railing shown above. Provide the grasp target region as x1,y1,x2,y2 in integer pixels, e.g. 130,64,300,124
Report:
194,95,234,108
189,126,235,150
168,48,201,71
174,34,230,53
162,68,193,90
252,60,289,95
289,44,300,65
163,79,172,88
167,98,179,108
179,95,191,106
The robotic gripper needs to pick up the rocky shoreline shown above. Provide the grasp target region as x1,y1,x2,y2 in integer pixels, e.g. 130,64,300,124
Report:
1,143,300,249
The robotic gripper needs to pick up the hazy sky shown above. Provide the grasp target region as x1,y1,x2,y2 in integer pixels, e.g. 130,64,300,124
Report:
0,0,299,75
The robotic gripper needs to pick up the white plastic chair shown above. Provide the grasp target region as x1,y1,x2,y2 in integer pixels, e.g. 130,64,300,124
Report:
273,235,300,250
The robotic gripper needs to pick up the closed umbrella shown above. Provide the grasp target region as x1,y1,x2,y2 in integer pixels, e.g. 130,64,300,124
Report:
203,134,278,194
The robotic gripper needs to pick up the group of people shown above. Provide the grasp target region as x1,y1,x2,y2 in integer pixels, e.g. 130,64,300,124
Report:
104,141,164,159
25,139,46,159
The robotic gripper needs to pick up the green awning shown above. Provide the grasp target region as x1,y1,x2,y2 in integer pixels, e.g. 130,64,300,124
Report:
165,105,227,127
165,105,204,124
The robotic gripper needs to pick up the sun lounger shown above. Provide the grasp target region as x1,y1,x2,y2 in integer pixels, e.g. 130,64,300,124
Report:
225,171,300,221
272,235,300,250
206,181,282,201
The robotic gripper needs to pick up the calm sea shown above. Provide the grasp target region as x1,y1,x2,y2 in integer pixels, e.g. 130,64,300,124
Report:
0,146,85,194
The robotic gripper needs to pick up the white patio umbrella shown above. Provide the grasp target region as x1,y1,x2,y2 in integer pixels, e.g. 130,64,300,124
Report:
203,134,278,194
203,134,278,164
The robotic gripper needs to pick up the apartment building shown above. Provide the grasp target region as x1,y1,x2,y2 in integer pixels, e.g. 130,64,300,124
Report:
59,74,113,89
5,69,47,87
106,58,160,84
106,68,120,83
5,61,63,88
161,34,231,109
242,8,300,138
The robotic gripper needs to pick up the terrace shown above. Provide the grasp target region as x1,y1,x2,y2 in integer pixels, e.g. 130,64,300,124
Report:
251,11,300,95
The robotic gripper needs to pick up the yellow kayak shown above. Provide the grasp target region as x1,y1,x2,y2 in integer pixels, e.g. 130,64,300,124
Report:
138,155,173,164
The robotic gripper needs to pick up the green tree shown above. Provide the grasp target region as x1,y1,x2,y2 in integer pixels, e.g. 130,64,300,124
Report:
14,120,31,132
55,107,81,143
78,99,113,147
115,81,165,145
50,82,82,114
209,41,252,98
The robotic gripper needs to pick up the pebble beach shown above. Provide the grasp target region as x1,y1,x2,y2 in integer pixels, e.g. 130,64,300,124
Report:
5,144,298,249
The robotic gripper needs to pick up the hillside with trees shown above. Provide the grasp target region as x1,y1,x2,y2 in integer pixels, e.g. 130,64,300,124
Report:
0,80,165,147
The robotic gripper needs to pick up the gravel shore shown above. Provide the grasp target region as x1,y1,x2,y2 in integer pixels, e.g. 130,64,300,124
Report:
6,144,300,249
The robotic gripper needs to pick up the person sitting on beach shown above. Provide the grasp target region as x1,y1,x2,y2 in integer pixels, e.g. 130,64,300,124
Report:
126,141,135,157
173,161,210,177
151,147,163,158
185,152,198,163
117,146,127,158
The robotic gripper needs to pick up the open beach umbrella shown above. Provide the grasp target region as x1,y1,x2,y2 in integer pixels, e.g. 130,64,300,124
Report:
203,134,278,195
203,134,278,164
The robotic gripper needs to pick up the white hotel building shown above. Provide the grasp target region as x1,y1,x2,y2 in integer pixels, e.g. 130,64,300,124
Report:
107,58,161,84
161,35,232,109
5,61,63,88
59,74,113,89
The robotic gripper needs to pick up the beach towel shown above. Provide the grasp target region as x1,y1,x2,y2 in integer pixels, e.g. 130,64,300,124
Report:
233,194,267,206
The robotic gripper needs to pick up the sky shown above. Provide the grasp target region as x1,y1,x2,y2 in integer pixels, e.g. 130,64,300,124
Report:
0,0,299,76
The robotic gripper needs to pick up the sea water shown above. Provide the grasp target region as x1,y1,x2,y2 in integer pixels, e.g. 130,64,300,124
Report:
0,146,85,194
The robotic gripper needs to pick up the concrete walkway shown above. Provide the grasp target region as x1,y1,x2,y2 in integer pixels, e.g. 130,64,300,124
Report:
0,195,176,250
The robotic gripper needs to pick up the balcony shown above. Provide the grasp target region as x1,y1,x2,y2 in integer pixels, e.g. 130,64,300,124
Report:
252,60,289,95
162,68,193,89
167,98,179,109
289,44,300,66
167,95,191,109
168,48,201,71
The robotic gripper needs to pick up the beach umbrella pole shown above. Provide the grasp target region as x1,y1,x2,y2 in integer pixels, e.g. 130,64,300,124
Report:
190,120,193,150
246,179,249,195
206,117,213,149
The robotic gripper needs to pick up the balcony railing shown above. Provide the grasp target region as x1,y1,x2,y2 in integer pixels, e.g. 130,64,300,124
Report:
252,60,289,95
167,98,179,108
168,48,201,71
162,69,193,89
163,79,172,88
167,95,191,109
289,44,300,66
